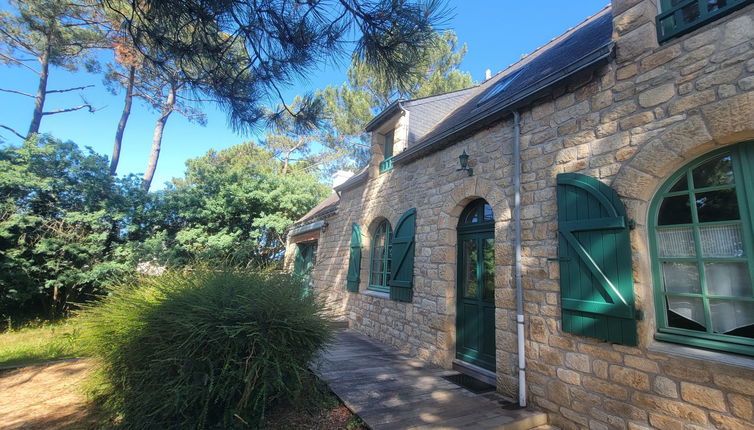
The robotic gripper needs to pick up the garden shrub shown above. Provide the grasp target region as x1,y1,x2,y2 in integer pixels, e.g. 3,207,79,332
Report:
0,136,143,321
79,269,332,429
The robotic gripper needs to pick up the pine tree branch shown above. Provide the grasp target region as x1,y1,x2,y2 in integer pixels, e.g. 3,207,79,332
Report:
46,85,94,94
0,52,40,75
0,124,26,139
175,94,214,103
0,88,35,98
270,82,299,118
0,27,37,56
42,104,97,115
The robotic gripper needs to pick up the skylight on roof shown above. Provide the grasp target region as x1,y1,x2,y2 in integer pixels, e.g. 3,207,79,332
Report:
476,68,525,106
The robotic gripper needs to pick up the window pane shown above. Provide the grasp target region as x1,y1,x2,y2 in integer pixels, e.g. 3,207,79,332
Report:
483,238,495,302
692,154,734,188
463,239,478,298
700,224,744,257
371,255,383,274
483,204,494,222
384,130,394,158
708,0,727,12
705,262,752,297
680,2,700,24
710,300,754,338
373,244,383,260
696,189,740,222
464,208,479,224
657,227,695,257
669,175,689,192
385,244,392,284
662,262,701,294
658,195,692,225
667,297,706,331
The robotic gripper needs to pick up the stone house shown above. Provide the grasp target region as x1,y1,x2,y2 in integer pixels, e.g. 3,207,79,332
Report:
286,0,754,428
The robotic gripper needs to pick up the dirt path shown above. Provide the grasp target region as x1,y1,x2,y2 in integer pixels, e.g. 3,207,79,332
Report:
0,359,362,429
0,360,102,430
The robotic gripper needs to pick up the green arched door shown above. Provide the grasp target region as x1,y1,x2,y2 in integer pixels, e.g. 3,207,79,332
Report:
456,199,496,371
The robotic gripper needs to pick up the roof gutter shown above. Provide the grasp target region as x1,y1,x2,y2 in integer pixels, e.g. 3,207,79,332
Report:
393,42,615,165
288,220,326,238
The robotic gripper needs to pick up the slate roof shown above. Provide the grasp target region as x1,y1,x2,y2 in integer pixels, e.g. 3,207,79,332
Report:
401,88,477,145
294,192,339,225
322,5,614,203
395,6,614,164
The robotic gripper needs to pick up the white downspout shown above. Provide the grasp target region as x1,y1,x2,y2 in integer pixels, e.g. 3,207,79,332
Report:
512,110,526,407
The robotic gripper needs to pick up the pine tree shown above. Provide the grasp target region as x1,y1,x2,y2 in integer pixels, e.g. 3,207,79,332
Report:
131,64,207,191
0,0,104,139
99,0,449,131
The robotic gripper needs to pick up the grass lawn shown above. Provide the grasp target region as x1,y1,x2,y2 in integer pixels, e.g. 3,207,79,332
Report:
0,320,84,368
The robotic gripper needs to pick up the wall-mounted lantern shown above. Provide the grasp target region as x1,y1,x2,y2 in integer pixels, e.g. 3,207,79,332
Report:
457,150,473,177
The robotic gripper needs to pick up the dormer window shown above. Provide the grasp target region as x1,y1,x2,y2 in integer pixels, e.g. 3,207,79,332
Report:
379,129,394,173
657,0,753,43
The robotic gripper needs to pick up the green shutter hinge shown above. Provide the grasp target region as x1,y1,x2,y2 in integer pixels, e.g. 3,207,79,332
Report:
627,218,636,230
547,256,571,262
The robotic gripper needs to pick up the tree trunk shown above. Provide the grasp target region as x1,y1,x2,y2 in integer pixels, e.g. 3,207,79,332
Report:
28,38,51,137
110,65,136,175
142,85,176,191
282,150,292,175
282,138,306,175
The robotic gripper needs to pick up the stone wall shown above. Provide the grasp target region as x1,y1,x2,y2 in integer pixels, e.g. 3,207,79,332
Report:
302,117,517,375
288,1,754,428
516,2,754,428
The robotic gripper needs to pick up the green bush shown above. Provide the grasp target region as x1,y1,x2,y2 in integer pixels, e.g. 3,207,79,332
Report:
0,136,143,320
79,269,332,429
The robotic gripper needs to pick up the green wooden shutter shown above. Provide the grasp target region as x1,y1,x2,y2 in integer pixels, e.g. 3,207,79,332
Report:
293,246,304,277
389,208,416,302
556,173,637,345
346,223,362,292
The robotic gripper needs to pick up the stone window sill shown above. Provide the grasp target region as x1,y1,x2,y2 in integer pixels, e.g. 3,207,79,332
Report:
362,290,390,300
648,339,754,371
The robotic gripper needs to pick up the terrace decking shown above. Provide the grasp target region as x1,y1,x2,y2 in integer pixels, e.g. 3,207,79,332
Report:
314,330,550,430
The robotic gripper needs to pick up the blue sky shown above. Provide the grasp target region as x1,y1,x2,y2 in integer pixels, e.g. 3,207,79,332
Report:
0,1,609,189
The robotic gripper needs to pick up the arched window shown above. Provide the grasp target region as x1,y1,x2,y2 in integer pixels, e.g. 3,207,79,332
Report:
369,220,392,293
459,198,495,226
649,141,754,356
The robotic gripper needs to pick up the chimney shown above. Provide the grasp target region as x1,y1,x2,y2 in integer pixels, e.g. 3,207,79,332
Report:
332,170,354,189
485,69,492,80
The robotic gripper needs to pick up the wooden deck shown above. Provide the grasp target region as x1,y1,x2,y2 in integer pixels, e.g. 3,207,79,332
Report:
314,330,549,430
